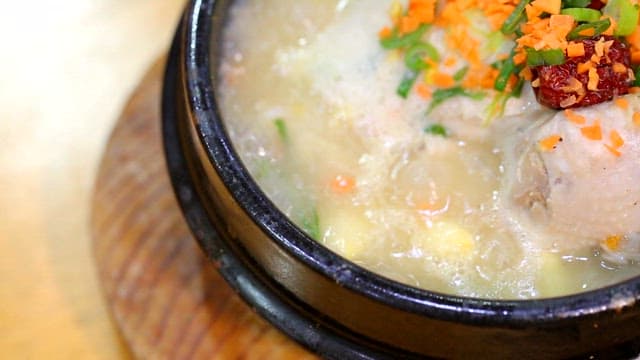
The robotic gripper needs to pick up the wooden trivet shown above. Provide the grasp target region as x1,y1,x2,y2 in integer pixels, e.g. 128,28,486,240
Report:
90,58,316,359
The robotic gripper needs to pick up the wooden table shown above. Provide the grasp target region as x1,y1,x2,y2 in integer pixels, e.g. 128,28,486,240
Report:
0,1,184,358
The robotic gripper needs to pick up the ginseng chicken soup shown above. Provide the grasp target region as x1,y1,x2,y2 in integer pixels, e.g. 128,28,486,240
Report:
216,0,640,299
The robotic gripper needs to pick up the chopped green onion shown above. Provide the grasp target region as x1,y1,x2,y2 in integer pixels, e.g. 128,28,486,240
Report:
633,67,640,87
494,50,519,91
381,24,430,49
301,209,320,240
405,42,440,71
560,8,602,22
397,70,419,98
501,0,530,35
511,77,525,98
525,48,565,66
603,0,640,36
567,18,611,39
424,123,448,137
274,118,288,142
427,87,485,113
484,92,511,125
562,0,592,8
453,66,469,82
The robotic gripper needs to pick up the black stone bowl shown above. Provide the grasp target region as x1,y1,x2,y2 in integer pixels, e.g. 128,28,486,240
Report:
162,1,640,358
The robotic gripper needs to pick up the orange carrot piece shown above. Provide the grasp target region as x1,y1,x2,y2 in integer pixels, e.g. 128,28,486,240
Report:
634,112,640,125
614,97,629,110
513,52,527,65
604,235,622,250
443,57,457,67
577,61,593,74
416,83,432,99
579,27,596,37
531,0,561,15
630,87,640,94
604,144,622,157
564,109,586,124
331,175,356,194
379,26,392,39
539,134,563,151
612,62,627,73
400,15,420,34
610,129,625,148
520,66,533,81
581,120,602,140
432,72,456,87
567,42,585,57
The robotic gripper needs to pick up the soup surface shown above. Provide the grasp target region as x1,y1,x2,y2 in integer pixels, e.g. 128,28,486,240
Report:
217,0,640,298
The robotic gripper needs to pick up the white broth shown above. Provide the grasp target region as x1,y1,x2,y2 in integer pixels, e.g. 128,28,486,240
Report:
217,0,640,298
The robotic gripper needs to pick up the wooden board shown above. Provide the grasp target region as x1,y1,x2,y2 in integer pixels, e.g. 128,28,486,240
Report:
91,59,317,359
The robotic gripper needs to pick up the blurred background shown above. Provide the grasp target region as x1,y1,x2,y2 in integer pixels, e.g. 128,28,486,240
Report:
0,1,185,357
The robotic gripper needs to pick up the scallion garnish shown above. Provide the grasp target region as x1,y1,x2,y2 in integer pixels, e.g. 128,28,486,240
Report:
405,42,440,71
633,67,640,87
501,0,530,35
381,24,430,49
453,66,469,82
494,49,520,91
301,208,320,240
562,0,592,8
427,87,485,113
525,48,566,66
397,70,419,98
567,18,611,39
274,118,288,142
560,8,602,22
603,0,640,36
424,123,448,137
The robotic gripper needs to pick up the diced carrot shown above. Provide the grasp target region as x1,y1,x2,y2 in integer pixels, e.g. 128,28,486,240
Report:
630,87,640,94
577,61,593,74
330,175,356,194
581,120,602,140
604,235,622,250
549,14,574,33
520,66,533,81
513,51,527,65
604,144,622,157
632,51,640,64
613,62,627,74
409,6,435,24
379,27,392,39
579,28,596,37
634,112,640,125
566,42,585,57
539,134,563,151
443,57,457,67
610,129,625,148
525,4,543,20
564,109,586,124
531,0,561,15
614,97,629,110
416,83,432,99
431,71,456,87
400,15,420,34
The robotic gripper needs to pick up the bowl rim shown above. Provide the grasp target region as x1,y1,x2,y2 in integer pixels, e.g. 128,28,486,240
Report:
183,0,640,325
